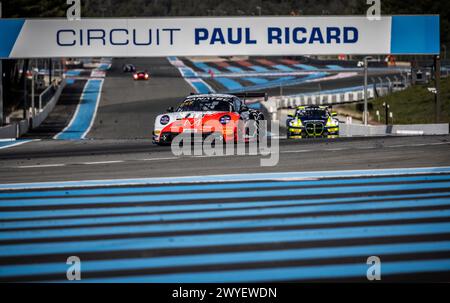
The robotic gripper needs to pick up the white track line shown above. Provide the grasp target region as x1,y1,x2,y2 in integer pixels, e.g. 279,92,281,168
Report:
0,140,37,150
281,150,313,154
2,166,450,190
82,160,124,165
138,157,179,161
17,164,66,169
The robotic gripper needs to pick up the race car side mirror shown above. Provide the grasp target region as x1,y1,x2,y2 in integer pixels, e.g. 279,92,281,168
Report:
167,107,174,113
331,112,338,117
287,114,294,118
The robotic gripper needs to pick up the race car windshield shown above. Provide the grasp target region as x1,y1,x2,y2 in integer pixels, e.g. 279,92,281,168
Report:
176,98,232,112
297,109,328,120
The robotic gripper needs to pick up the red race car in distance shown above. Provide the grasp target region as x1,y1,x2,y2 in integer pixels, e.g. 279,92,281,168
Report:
133,70,149,80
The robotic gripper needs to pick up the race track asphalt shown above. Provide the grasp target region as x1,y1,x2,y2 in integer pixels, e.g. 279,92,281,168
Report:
86,58,193,139
0,135,449,184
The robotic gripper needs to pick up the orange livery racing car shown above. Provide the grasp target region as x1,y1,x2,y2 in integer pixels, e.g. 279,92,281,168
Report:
152,93,266,145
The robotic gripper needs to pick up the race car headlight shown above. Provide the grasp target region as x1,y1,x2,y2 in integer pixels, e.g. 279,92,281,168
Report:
289,119,302,127
219,115,231,125
326,118,337,127
160,115,170,125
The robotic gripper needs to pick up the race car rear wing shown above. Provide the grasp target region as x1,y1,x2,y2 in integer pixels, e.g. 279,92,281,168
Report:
188,92,268,103
232,92,268,103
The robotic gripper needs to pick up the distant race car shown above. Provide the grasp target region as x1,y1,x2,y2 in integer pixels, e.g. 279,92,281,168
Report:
123,64,136,73
153,93,266,145
133,70,149,80
65,58,84,69
287,106,339,138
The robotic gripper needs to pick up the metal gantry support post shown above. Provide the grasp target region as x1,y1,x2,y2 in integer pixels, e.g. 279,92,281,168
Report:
434,55,441,123
49,58,52,84
31,61,35,119
23,64,27,119
256,6,262,16
383,102,390,126
363,57,369,126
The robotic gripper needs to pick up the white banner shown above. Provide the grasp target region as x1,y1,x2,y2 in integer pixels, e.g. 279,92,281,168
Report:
0,16,439,58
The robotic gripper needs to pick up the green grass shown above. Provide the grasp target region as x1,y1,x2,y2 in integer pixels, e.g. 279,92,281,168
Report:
371,78,450,124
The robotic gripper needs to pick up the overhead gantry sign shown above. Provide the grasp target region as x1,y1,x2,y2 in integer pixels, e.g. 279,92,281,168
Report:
0,15,440,58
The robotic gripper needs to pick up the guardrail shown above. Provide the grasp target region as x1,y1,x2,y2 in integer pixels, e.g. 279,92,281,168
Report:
197,67,408,79
340,124,449,136
32,79,66,129
272,77,409,109
38,83,57,111
0,118,31,139
0,80,66,139
271,85,392,108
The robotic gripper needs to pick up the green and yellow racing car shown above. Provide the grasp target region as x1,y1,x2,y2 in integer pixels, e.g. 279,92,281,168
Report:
286,106,340,138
